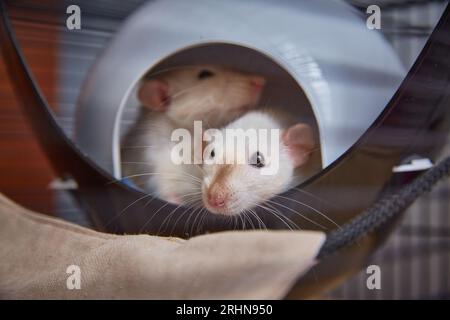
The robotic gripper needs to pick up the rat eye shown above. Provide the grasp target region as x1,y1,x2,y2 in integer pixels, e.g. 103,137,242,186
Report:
250,151,265,168
198,69,214,80
210,149,215,158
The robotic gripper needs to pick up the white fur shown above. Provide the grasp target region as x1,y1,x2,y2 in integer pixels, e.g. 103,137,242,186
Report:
121,65,264,204
147,65,264,129
122,113,202,203
201,110,319,216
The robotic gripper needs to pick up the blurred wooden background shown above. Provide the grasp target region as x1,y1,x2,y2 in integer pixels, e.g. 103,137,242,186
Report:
0,4,60,214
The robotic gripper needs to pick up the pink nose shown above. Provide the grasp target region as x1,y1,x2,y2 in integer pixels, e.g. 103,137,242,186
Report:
250,76,266,91
208,193,227,208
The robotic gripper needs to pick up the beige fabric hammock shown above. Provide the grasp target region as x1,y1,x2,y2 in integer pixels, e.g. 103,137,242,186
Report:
0,193,325,299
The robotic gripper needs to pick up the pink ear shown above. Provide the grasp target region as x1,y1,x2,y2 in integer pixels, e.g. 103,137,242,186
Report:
137,79,170,111
282,123,315,168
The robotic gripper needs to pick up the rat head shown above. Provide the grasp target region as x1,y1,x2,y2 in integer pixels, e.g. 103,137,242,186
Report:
137,65,265,128
201,112,315,216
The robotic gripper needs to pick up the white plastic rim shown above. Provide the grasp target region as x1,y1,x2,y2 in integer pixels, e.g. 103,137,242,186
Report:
75,0,405,179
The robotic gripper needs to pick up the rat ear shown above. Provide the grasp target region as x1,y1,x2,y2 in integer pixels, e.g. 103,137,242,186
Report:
137,79,170,112
282,123,315,168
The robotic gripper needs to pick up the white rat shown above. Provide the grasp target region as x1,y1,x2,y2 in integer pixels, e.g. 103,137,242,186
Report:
200,110,321,216
136,65,265,129
121,65,266,203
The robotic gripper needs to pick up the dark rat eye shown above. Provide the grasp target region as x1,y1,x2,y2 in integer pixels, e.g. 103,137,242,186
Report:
210,149,215,158
250,151,265,168
198,69,214,80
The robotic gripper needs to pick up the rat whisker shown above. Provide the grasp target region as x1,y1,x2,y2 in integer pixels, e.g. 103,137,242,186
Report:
240,210,251,230
191,205,205,235
232,214,239,231
243,210,256,230
118,193,154,216
266,199,327,230
157,197,199,235
254,199,300,230
289,186,338,209
190,205,207,236
105,189,160,228
143,193,160,208
196,208,210,234
139,202,170,234
115,171,202,185
180,190,203,197
169,86,200,100
273,194,341,229
174,171,203,184
255,203,296,231
169,199,203,236
237,210,246,230
248,208,266,230
184,204,203,237
192,164,207,176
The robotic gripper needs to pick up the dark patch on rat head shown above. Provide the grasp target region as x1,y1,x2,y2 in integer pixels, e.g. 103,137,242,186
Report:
198,69,215,80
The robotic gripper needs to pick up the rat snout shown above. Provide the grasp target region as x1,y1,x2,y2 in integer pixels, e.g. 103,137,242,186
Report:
203,166,237,215
249,76,266,92
208,191,228,208
207,185,228,208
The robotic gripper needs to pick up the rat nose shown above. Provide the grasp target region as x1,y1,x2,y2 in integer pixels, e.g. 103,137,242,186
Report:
250,76,266,91
208,191,227,208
